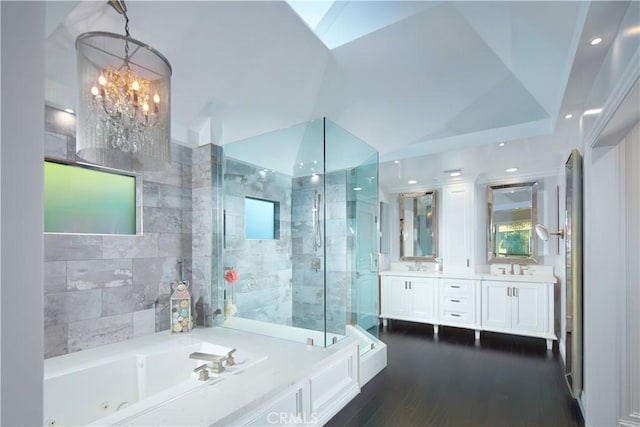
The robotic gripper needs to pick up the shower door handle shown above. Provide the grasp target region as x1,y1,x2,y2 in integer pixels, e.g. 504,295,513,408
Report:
369,253,377,272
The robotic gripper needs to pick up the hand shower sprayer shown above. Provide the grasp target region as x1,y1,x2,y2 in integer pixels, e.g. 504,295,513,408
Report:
312,190,322,251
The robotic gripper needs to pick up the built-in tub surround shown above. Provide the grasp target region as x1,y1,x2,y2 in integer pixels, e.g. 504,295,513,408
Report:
44,333,264,426
44,327,361,426
43,106,196,358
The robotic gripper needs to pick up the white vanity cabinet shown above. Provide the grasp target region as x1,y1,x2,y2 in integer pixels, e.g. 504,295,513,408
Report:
441,183,475,273
437,278,481,338
380,275,437,327
481,279,555,350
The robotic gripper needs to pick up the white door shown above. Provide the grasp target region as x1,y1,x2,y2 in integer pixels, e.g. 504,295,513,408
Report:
381,277,410,318
410,278,436,321
482,281,511,330
511,283,547,333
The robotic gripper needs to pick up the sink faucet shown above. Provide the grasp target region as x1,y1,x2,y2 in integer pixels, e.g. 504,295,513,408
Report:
519,264,529,275
509,263,515,275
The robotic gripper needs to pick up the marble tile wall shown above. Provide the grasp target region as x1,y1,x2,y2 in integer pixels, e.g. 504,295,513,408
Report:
291,171,349,335
223,158,293,325
43,106,194,358
190,144,223,328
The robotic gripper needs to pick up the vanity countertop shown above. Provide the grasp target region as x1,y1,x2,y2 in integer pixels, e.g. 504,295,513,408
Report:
379,270,557,283
379,270,483,280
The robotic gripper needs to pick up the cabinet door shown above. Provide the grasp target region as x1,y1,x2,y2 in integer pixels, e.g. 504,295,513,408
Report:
442,183,474,273
410,278,436,321
380,277,411,318
511,283,547,334
482,281,511,330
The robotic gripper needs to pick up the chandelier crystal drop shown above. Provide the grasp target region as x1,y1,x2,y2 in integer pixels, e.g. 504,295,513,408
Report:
76,1,171,170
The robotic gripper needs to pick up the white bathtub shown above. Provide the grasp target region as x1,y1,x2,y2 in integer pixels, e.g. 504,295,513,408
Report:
44,337,265,426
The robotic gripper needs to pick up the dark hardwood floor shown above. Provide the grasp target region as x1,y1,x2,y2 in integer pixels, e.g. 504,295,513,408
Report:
327,321,584,427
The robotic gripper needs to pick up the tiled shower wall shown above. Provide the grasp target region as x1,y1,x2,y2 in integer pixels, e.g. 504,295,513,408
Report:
43,106,195,358
292,170,349,335
223,158,293,325
191,144,223,328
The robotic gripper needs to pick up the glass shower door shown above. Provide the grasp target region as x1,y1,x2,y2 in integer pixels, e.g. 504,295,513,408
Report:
352,154,379,337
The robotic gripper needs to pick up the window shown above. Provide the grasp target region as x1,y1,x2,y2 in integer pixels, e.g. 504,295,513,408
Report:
245,196,279,240
44,159,138,235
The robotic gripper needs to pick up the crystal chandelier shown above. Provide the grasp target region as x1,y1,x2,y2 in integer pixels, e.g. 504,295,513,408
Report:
76,0,171,170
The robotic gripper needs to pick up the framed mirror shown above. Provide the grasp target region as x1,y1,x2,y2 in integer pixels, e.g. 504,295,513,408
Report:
487,181,538,263
399,190,437,261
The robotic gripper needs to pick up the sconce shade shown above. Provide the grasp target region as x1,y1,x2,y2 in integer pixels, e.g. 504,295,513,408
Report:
76,31,171,170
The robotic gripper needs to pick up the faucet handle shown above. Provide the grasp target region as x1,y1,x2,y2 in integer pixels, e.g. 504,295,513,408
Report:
225,349,237,366
498,267,506,275
519,265,529,275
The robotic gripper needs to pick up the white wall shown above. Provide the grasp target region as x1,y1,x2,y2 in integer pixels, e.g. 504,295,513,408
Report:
579,2,639,425
0,2,45,425
582,143,621,425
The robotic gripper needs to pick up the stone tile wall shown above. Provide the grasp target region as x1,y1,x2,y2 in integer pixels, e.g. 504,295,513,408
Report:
43,106,194,358
292,171,349,335
190,144,223,328
223,158,293,325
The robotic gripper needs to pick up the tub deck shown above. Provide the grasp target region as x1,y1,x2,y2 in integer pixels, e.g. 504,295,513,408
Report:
44,326,365,426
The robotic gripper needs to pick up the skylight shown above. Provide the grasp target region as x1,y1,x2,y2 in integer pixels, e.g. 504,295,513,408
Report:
286,0,433,49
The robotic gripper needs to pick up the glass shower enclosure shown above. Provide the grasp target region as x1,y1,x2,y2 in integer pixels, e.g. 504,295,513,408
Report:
219,118,379,350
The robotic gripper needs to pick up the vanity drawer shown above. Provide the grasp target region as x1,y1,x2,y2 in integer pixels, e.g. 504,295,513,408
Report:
439,279,474,298
440,309,473,325
440,295,471,310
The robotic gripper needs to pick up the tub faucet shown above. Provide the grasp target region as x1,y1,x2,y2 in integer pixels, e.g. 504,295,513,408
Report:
189,352,226,374
189,349,237,374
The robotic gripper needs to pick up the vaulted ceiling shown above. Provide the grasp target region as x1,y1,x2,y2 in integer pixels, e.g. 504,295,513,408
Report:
45,1,635,188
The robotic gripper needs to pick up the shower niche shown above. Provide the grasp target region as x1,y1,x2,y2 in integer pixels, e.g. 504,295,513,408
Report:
219,118,379,349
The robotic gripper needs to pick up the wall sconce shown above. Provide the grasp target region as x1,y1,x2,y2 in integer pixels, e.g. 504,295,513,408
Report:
534,223,565,241
75,0,171,170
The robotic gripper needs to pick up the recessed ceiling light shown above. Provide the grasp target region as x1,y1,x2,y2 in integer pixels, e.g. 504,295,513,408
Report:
450,171,461,177
394,160,399,164
564,114,573,119
64,108,74,114
589,37,603,46
624,26,640,37
444,168,462,177
583,108,603,116
505,167,518,173
353,187,362,191
499,142,505,147
407,180,417,184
